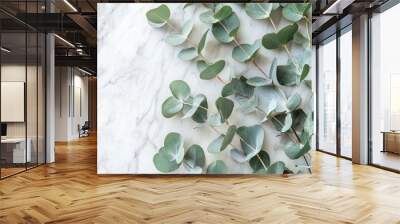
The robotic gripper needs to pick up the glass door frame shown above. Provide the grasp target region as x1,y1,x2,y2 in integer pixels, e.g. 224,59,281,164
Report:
315,25,353,161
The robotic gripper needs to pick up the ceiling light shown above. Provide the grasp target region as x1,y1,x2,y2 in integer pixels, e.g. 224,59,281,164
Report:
54,34,75,48
1,47,11,53
63,0,78,12
78,67,93,76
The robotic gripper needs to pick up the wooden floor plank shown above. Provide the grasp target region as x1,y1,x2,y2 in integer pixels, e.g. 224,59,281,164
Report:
0,135,400,223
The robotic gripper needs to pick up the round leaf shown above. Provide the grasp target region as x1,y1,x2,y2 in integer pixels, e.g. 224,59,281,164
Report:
249,151,270,172
178,47,198,61
192,97,208,123
200,11,218,24
182,94,206,119
165,20,193,46
146,4,170,27
162,96,183,118
266,161,285,174
221,81,236,97
164,132,184,163
216,97,234,122
277,23,298,45
183,144,205,173
262,33,281,49
287,94,301,111
232,40,261,62
281,113,293,132
153,147,180,173
282,3,309,22
207,160,228,174
284,141,311,160
231,125,264,163
300,64,310,81
246,77,272,87
208,125,236,153
207,113,222,127
211,13,240,43
245,3,272,19
169,80,191,100
239,95,258,114
214,5,233,21
200,60,225,80
276,64,299,86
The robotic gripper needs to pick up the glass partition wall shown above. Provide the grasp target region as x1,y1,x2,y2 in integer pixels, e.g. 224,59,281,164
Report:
316,27,353,159
0,2,46,179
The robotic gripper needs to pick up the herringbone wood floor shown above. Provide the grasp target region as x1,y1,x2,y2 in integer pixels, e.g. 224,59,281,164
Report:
1,135,400,224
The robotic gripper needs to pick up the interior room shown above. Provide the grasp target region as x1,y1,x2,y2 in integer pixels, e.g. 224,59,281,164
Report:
1,0,400,223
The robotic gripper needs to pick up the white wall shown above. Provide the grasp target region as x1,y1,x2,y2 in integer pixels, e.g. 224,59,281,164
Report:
55,67,89,141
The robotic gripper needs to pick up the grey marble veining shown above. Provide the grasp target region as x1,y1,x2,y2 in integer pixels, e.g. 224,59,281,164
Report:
97,3,313,174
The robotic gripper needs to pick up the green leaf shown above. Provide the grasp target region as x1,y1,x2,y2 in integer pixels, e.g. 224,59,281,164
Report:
282,3,309,22
182,94,206,119
198,30,209,54
162,96,183,118
232,40,261,62
207,113,222,127
284,141,311,159
231,125,264,163
269,58,277,79
163,132,184,163
249,151,270,173
303,112,314,138
282,113,293,132
200,60,226,80
169,80,191,100
212,13,240,43
246,77,272,87
300,64,310,81
196,60,208,72
293,31,309,46
305,80,312,88
207,160,228,174
208,125,236,153
216,97,234,122
221,81,236,97
240,95,258,114
178,47,198,61
192,96,208,123
271,113,292,132
165,20,193,46
245,3,273,20
277,23,298,45
153,147,180,173
266,161,285,174
146,4,170,28
292,109,307,130
183,144,206,173
234,77,255,98
287,94,301,111
276,64,299,86
262,33,281,50
200,6,232,24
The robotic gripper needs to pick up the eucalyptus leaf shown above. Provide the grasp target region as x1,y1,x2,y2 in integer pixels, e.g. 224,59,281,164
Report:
249,150,270,173
269,58,277,80
207,160,228,174
266,161,285,174
192,96,208,123
165,20,193,46
208,125,236,153
271,113,292,133
276,64,299,86
146,4,170,28
292,109,307,130
162,96,183,118
240,95,258,114
196,60,208,72
212,13,240,43
178,47,198,61
153,147,180,173
245,3,273,20
232,40,261,62
183,144,206,173
234,77,255,98
163,132,184,163
231,125,264,163
300,64,310,81
216,97,234,122
284,141,311,160
293,31,309,46
182,94,206,119
246,77,272,87
221,81,236,97
262,33,281,49
207,113,223,127
287,94,301,111
277,23,298,45
169,80,191,100
282,3,309,22
198,30,209,54
282,113,293,132
200,60,226,80
200,6,232,24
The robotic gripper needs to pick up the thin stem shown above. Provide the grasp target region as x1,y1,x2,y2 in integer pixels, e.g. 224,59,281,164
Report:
182,101,208,112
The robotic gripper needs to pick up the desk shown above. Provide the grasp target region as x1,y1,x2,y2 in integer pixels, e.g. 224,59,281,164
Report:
1,138,31,163
382,131,400,154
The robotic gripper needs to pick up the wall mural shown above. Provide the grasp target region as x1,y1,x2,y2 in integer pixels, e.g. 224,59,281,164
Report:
98,3,313,175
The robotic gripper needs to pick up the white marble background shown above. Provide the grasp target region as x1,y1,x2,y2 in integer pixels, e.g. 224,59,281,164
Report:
98,3,313,174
